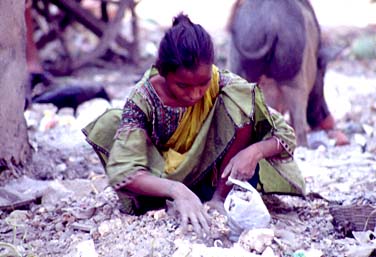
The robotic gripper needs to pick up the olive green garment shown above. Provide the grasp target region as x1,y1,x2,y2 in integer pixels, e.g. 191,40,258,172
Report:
82,70,306,214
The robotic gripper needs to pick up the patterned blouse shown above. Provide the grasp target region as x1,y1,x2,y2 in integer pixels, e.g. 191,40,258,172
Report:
119,70,229,151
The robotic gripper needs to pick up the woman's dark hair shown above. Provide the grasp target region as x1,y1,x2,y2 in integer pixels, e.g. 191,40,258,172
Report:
155,13,214,77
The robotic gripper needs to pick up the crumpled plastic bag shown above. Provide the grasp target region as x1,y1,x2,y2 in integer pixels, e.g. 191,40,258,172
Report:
224,177,271,241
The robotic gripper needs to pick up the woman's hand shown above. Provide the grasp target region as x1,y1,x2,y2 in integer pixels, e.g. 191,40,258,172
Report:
169,182,210,236
205,193,226,215
221,144,262,181
125,174,210,236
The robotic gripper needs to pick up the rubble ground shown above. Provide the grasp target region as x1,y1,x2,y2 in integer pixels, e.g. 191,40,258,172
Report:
1,25,376,257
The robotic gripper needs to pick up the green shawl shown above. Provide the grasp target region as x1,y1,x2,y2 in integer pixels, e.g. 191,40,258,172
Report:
83,69,306,214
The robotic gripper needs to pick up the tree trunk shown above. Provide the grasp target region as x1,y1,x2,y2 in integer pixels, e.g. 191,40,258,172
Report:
0,1,31,172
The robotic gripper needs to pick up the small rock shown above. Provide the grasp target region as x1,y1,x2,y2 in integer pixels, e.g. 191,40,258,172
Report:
238,228,275,253
71,222,94,233
98,222,110,236
64,239,98,257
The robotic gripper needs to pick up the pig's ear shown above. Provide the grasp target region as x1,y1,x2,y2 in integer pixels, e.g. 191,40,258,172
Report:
317,45,345,69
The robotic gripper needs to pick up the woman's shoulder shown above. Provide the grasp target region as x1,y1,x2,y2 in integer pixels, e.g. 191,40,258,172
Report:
126,67,159,101
218,68,256,89
120,70,158,119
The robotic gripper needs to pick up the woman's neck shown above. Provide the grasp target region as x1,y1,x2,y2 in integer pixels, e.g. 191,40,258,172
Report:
149,75,179,107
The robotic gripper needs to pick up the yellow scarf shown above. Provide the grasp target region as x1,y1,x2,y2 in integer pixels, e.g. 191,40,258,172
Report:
163,65,219,174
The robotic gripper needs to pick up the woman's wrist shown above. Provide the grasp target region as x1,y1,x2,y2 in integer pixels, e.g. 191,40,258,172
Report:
212,190,226,202
167,180,186,200
250,137,282,160
245,143,264,161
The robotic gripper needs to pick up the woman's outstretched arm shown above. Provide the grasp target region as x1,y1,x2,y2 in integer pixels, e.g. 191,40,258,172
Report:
124,173,210,236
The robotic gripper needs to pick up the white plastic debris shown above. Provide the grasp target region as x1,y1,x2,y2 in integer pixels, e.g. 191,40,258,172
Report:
293,248,324,257
224,177,271,241
346,230,376,257
261,246,278,257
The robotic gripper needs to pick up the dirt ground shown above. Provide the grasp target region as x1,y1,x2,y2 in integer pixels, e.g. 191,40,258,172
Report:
1,4,376,257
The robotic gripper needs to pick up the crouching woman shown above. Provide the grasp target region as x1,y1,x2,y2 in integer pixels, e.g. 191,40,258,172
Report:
83,13,305,235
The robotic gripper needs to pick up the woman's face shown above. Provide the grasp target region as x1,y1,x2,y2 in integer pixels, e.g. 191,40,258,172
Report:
164,63,212,107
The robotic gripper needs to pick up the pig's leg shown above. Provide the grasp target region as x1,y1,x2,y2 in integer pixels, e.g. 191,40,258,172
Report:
280,79,310,146
259,76,286,114
306,77,332,129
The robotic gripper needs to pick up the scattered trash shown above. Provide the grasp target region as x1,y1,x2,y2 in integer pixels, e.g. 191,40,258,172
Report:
292,248,324,257
173,239,258,257
346,230,376,257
